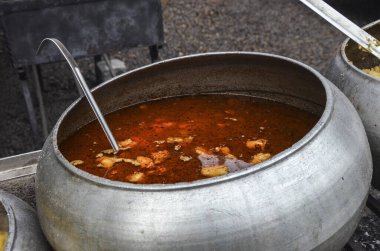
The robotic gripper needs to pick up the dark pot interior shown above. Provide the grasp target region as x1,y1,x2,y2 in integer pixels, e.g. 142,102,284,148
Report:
345,21,380,69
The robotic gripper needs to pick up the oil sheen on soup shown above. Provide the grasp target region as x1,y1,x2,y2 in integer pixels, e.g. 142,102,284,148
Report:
60,95,319,184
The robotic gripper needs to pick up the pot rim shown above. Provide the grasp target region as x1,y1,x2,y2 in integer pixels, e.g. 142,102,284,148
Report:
340,19,380,82
50,52,333,191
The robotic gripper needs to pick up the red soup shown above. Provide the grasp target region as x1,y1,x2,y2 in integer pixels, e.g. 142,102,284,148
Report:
60,95,319,184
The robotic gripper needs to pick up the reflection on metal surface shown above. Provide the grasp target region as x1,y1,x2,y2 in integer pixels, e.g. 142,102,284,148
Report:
0,151,40,182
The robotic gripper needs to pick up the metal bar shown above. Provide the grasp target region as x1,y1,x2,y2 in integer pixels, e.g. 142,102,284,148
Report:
299,0,380,59
0,151,40,181
94,55,102,84
18,67,40,147
31,64,49,138
103,54,116,78
37,38,120,153
149,45,160,63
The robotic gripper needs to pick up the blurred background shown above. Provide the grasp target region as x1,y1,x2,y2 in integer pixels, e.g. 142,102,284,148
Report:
0,0,379,157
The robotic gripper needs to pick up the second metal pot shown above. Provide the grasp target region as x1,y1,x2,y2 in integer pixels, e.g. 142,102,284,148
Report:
325,19,380,189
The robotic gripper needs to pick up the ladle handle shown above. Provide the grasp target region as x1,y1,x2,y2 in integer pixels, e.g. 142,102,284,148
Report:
299,0,380,59
37,38,120,153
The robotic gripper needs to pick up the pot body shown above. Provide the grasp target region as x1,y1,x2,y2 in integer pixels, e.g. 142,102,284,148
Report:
37,53,372,251
325,19,380,189
0,190,51,251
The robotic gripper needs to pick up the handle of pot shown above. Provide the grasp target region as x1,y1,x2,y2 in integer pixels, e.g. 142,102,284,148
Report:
36,38,120,153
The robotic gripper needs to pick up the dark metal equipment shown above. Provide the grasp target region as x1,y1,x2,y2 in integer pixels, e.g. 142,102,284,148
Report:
0,0,164,145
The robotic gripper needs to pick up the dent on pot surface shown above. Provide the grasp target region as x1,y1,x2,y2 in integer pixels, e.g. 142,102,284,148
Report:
325,20,380,189
37,53,372,251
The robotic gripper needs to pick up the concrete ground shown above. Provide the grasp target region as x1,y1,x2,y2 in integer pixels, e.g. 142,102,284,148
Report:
0,0,380,249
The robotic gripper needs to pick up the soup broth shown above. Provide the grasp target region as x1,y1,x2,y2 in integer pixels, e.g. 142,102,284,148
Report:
0,204,8,251
60,95,319,184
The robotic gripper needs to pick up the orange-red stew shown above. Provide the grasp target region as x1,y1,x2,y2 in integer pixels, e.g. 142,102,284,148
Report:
60,95,319,184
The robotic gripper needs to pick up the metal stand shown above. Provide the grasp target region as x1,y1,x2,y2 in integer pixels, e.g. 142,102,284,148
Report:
17,67,40,146
149,45,160,63
94,55,103,84
30,65,48,139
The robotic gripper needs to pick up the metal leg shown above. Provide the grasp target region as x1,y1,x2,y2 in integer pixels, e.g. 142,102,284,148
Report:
149,45,160,63
17,67,41,147
366,194,380,216
31,65,49,139
94,55,102,84
36,65,46,91
103,54,116,78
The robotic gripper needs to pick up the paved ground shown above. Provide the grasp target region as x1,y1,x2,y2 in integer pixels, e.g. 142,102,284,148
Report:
0,0,380,249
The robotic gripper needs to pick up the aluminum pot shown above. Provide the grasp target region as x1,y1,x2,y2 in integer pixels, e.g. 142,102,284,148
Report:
0,190,51,250
325,19,380,189
36,52,372,251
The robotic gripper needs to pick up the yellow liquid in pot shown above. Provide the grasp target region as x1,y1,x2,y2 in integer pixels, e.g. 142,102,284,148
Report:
0,231,8,251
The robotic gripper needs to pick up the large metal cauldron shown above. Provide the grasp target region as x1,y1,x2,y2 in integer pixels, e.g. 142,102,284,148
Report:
325,19,380,189
37,53,372,251
0,190,51,250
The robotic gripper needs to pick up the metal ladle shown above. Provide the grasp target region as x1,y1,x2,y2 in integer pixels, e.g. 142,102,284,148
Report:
37,38,120,153
300,0,380,59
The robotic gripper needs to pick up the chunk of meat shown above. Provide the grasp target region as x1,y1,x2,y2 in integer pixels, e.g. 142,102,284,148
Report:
246,139,268,150
126,172,145,183
123,159,141,166
220,146,230,155
166,137,183,143
174,145,181,151
100,149,114,155
224,154,237,159
136,156,154,168
195,146,210,155
154,140,165,145
251,153,271,164
70,160,84,166
179,155,192,162
151,150,170,164
201,165,229,177
97,157,123,169
118,138,137,149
